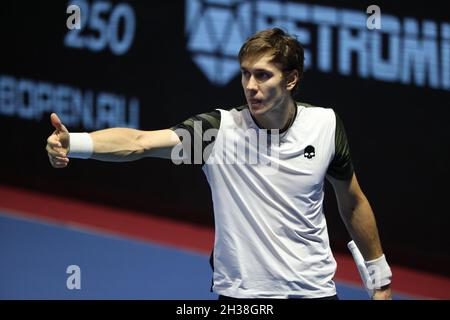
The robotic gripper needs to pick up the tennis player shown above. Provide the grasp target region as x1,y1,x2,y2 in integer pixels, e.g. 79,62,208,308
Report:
46,28,392,300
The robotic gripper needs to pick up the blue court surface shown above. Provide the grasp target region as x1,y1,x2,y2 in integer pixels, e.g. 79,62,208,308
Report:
0,211,409,300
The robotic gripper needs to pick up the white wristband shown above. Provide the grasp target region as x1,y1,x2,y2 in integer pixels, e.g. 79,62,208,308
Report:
364,254,392,289
68,133,94,159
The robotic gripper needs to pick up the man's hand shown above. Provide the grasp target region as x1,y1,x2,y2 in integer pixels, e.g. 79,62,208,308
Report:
372,285,392,300
46,113,70,168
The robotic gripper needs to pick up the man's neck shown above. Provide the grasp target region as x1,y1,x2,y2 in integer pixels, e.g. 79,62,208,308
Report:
252,98,297,132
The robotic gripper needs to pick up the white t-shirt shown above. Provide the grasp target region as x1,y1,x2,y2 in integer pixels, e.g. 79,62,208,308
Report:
172,102,354,298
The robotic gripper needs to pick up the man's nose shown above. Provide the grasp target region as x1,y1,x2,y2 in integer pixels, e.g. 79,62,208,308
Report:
246,75,258,92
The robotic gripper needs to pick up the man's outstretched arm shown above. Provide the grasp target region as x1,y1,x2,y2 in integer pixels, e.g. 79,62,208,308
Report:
46,113,181,168
327,173,392,300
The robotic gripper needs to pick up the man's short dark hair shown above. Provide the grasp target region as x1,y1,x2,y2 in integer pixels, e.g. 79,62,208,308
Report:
238,28,305,94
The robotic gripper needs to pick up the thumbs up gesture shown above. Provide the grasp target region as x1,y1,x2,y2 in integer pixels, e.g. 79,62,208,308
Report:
46,113,70,168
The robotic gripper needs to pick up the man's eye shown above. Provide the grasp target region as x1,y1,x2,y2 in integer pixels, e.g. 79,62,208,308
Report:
241,70,250,77
255,72,271,80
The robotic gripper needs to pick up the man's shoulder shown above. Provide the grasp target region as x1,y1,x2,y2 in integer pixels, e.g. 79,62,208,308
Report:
298,101,335,119
187,105,248,129
298,101,333,111
215,105,249,113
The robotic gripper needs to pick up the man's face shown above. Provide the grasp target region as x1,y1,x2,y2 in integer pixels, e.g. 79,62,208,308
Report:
240,53,294,116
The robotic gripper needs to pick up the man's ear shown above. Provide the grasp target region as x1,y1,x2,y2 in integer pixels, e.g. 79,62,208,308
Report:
286,70,299,91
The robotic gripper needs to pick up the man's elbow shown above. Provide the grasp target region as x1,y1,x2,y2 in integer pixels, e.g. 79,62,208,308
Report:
134,132,153,154
339,191,369,219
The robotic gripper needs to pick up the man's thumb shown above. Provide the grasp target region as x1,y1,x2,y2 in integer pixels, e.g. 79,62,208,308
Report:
50,113,69,133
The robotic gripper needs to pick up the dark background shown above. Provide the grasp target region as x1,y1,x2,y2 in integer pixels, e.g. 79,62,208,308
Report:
0,0,448,276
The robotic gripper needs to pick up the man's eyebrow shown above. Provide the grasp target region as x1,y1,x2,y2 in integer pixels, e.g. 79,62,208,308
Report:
240,67,272,73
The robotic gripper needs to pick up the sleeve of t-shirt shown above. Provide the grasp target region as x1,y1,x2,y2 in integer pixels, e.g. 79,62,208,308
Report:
170,110,221,165
327,111,354,180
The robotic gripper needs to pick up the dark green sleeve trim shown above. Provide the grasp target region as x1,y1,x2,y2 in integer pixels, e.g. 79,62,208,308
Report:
170,110,221,165
327,111,354,180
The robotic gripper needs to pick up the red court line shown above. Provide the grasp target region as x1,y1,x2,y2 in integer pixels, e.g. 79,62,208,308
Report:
1,184,449,300
0,185,214,254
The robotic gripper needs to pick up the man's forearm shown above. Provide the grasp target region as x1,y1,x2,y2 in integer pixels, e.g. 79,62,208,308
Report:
340,195,384,261
88,128,146,162
329,174,391,298
83,128,180,162
47,113,180,167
